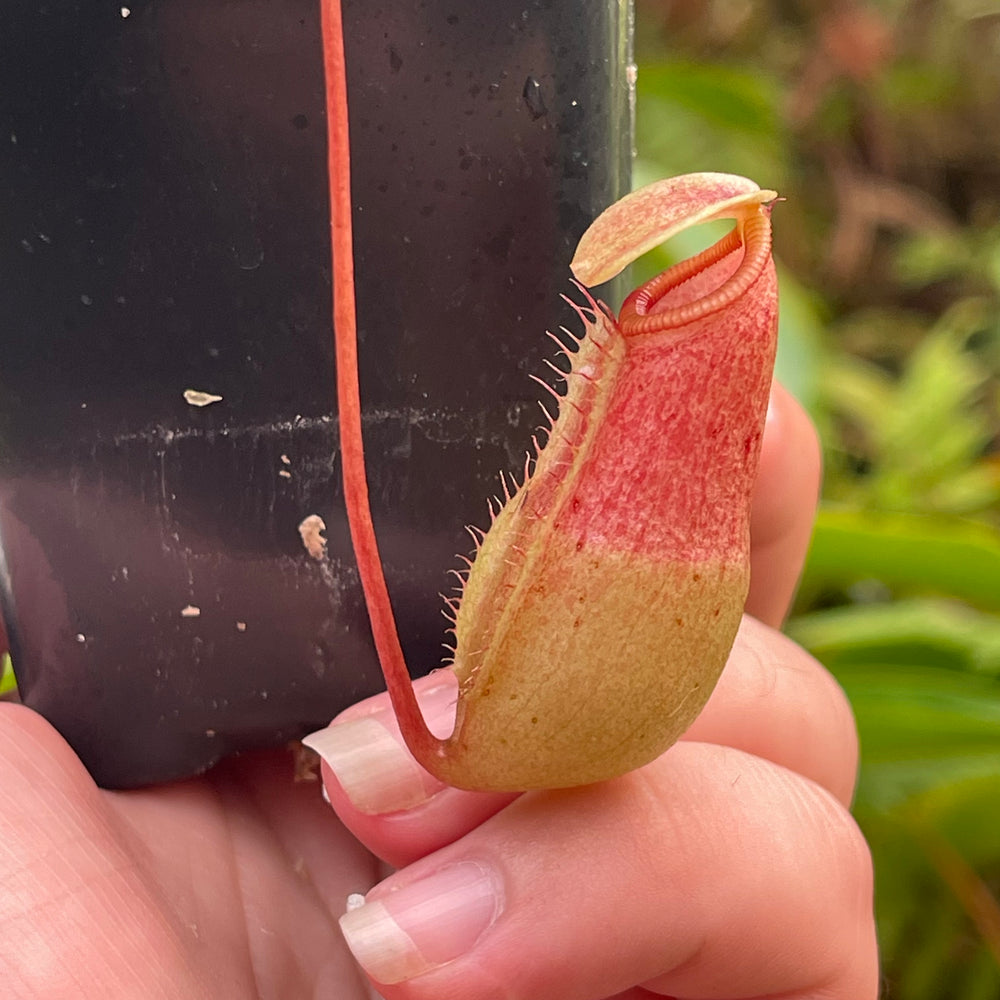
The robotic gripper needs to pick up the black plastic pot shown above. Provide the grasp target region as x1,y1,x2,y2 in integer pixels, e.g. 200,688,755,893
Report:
0,0,632,788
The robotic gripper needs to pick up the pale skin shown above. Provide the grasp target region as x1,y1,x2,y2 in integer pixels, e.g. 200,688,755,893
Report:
0,383,878,999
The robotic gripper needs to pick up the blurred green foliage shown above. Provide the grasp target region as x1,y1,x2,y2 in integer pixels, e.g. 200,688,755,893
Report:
634,1,1000,996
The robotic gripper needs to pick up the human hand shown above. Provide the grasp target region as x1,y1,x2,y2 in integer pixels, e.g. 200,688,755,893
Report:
0,383,875,1000
0,707,382,997
306,381,879,1000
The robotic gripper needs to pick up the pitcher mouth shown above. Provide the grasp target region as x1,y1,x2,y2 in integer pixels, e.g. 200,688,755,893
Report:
617,207,773,337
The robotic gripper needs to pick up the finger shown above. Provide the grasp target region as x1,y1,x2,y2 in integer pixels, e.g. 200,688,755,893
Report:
337,742,877,1000
0,705,219,998
683,615,858,806
747,381,822,628
307,616,858,871
305,673,518,868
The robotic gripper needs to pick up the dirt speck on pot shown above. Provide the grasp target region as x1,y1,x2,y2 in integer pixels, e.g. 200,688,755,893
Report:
183,389,223,407
298,515,327,561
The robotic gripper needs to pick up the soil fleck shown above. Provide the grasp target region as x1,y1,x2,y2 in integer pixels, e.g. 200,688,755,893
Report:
183,389,223,407
298,514,328,561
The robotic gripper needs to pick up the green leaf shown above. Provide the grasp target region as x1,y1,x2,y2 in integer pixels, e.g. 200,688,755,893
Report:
773,265,827,414
634,61,787,188
819,299,998,517
883,302,991,463
821,354,895,443
958,949,1000,1000
909,772,1000,864
895,231,973,287
787,599,1000,677
803,507,1000,611
926,463,1000,514
833,662,1000,813
637,60,780,138
894,897,977,1000
878,59,960,115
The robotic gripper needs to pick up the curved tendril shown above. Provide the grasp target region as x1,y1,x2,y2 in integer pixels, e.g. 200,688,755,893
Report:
618,209,772,336
322,0,448,772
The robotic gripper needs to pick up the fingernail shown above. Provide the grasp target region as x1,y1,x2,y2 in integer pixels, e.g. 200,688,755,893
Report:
302,683,456,814
340,862,503,984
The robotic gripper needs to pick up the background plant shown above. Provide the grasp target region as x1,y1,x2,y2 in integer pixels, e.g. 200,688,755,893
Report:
633,1,1000,996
